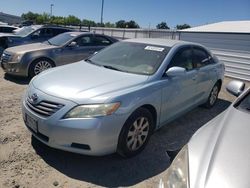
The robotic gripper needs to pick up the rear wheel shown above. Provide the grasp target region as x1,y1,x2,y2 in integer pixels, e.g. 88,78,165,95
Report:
117,108,154,157
29,58,54,78
204,82,220,108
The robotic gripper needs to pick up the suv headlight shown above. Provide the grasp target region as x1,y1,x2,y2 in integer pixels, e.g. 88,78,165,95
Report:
64,102,120,118
164,145,189,188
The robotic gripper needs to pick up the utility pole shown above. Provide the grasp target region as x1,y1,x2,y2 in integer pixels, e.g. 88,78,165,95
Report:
50,4,54,17
101,0,104,25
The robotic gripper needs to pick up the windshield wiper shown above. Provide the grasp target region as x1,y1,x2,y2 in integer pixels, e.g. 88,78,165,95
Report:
103,65,124,72
47,40,52,45
85,59,102,66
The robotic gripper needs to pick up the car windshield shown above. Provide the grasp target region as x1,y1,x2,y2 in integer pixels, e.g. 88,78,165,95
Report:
89,41,170,75
236,90,250,113
14,26,36,37
47,32,76,46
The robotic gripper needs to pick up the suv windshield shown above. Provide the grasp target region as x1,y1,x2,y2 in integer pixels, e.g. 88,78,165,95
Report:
89,42,170,75
236,90,250,113
47,32,76,46
14,26,36,37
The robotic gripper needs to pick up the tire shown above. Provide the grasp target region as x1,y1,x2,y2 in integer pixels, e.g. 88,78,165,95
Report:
29,58,54,78
203,82,220,108
117,108,154,157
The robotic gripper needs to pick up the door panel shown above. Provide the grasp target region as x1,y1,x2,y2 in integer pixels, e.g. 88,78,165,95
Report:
160,47,198,124
160,70,198,124
193,47,217,103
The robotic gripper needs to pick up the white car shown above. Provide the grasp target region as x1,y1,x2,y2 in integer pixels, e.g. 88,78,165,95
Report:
163,80,250,188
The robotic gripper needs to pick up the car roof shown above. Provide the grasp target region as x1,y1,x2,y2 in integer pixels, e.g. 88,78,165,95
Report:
124,38,200,48
41,25,73,30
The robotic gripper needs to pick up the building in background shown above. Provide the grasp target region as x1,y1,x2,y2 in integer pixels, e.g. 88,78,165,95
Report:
0,12,22,25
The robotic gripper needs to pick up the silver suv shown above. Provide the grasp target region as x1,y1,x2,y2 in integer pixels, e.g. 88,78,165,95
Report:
1,32,118,77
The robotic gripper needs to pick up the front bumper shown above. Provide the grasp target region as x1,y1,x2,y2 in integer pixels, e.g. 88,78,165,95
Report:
1,60,28,76
22,88,128,156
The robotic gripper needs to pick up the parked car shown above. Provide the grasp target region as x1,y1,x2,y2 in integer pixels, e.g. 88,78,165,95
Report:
0,32,118,77
22,38,224,157
164,80,249,188
0,25,18,33
0,25,72,55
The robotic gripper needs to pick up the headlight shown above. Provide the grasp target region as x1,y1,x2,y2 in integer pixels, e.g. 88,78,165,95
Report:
11,54,23,62
64,102,120,118
164,145,189,188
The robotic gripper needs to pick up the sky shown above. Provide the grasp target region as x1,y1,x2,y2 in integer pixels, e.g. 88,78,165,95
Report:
1,0,250,28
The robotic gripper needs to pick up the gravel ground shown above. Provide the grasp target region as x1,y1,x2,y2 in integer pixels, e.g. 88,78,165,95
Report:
0,68,249,188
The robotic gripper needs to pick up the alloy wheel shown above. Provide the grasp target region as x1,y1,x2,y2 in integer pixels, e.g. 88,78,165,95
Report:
34,60,52,75
126,117,149,151
210,86,219,106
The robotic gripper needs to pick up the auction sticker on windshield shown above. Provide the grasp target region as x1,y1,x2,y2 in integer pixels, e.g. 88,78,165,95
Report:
145,46,164,52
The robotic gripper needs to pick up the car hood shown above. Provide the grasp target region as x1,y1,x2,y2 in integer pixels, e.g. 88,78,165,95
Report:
5,42,56,54
188,106,250,188
32,61,148,103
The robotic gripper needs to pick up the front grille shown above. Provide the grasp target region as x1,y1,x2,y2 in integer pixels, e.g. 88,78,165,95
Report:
26,97,64,117
1,52,11,63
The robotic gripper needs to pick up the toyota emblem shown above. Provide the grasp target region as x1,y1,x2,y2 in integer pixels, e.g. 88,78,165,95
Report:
30,93,38,104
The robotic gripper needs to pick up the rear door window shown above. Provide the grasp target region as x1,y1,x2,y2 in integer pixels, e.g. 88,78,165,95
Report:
192,47,211,68
93,36,112,46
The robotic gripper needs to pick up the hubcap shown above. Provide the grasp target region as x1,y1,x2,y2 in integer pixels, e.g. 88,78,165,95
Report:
210,86,218,105
34,61,52,75
126,117,149,151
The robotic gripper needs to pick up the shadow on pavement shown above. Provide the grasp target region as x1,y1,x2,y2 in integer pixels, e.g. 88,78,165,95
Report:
31,98,231,187
4,73,31,85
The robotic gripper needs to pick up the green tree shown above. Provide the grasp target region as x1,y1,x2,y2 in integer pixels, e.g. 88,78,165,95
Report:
115,20,126,28
126,20,140,28
82,19,97,27
105,22,115,28
65,15,81,25
176,24,191,30
21,11,39,21
156,22,170,29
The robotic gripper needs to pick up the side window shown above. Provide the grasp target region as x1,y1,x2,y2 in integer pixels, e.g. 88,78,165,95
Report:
193,47,211,68
52,29,68,36
32,28,53,38
93,36,111,46
74,36,93,47
168,47,193,71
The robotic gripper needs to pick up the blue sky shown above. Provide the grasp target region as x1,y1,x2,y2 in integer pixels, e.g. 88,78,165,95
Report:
1,0,250,28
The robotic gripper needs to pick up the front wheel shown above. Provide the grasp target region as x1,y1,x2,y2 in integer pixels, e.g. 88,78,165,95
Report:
29,58,54,78
117,108,154,157
203,83,220,108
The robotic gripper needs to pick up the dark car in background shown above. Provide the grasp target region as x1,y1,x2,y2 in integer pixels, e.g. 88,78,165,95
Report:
0,25,72,55
0,25,18,33
1,32,118,77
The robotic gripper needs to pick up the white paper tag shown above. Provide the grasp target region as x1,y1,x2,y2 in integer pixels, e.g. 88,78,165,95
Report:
145,46,164,52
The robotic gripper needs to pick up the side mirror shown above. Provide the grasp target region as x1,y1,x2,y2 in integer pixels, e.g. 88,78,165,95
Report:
226,80,245,97
93,51,98,55
68,41,77,48
166,67,186,77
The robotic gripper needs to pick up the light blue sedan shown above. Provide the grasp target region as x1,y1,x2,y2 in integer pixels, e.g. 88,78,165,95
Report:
22,38,225,157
